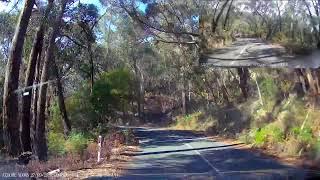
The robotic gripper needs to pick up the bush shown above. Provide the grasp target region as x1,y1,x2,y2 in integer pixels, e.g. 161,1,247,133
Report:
291,126,314,144
49,100,64,134
48,132,66,156
91,68,133,114
284,136,305,156
65,132,91,155
284,42,313,55
66,86,100,132
258,76,279,102
252,124,284,147
174,111,204,130
272,32,289,44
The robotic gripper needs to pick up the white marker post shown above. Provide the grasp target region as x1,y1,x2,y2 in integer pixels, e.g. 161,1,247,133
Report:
97,135,102,163
23,91,30,96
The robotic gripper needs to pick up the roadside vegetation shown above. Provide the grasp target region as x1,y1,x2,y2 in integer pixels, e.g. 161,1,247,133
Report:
1,0,320,177
172,69,320,166
200,0,318,55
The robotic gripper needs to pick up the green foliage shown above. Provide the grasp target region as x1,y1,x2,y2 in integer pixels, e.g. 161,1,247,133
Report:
174,111,204,130
291,127,314,144
315,139,320,157
65,132,91,155
91,68,132,113
48,131,92,156
65,69,133,133
48,132,66,156
49,100,64,134
252,124,284,147
173,111,219,133
66,85,99,132
253,128,267,146
272,32,289,43
258,76,278,101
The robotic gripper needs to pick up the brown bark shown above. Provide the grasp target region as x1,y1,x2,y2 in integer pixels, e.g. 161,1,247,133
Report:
31,47,42,153
133,59,144,120
238,68,249,100
36,0,67,161
223,0,234,30
20,0,54,153
20,27,44,153
181,74,187,115
88,43,94,94
212,0,230,33
52,60,71,137
2,0,35,156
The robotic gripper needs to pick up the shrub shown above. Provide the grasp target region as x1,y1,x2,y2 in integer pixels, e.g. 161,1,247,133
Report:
252,124,284,147
291,126,314,144
92,68,133,114
272,32,289,44
174,111,203,130
48,132,66,156
66,86,100,132
49,100,64,134
253,128,267,146
284,136,305,156
258,76,278,102
65,132,91,155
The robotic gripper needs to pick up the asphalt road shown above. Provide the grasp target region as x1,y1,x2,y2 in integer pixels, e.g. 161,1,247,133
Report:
89,127,315,180
200,38,320,68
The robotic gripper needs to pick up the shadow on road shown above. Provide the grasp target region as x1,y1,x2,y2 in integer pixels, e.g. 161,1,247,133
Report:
123,143,244,156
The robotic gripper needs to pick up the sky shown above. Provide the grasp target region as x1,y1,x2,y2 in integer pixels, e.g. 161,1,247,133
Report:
0,0,147,14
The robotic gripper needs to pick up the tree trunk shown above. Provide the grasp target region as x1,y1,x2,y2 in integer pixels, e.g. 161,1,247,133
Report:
223,0,234,30
238,68,249,100
133,59,144,120
181,75,187,115
212,0,230,33
53,60,71,137
2,0,35,156
20,26,44,153
88,43,94,94
36,0,67,161
31,49,42,153
20,0,54,153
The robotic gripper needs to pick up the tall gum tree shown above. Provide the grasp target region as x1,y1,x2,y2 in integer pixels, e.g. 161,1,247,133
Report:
20,0,54,153
35,0,67,161
2,0,35,156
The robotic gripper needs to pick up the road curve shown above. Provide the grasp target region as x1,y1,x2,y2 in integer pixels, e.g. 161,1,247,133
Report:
88,127,314,180
200,38,320,68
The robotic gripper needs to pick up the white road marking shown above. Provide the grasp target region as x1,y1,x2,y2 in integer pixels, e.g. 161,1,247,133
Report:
231,45,248,65
140,137,214,144
185,143,221,174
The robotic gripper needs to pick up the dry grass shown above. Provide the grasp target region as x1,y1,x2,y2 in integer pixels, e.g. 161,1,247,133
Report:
26,130,139,179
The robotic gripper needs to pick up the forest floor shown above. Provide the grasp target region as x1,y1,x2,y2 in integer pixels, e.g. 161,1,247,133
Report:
57,146,139,179
0,141,139,179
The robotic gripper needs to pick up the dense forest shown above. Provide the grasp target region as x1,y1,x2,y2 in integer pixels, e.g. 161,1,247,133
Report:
0,0,319,177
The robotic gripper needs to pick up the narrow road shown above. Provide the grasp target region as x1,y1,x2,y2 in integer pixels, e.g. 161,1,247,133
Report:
90,127,310,180
201,38,320,68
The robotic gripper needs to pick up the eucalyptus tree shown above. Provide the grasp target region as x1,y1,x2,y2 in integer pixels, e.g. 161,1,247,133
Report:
36,0,68,161
2,0,35,156
20,0,54,153
108,0,199,114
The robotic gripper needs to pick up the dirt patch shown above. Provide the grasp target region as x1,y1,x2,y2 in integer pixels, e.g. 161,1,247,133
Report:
56,146,139,179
